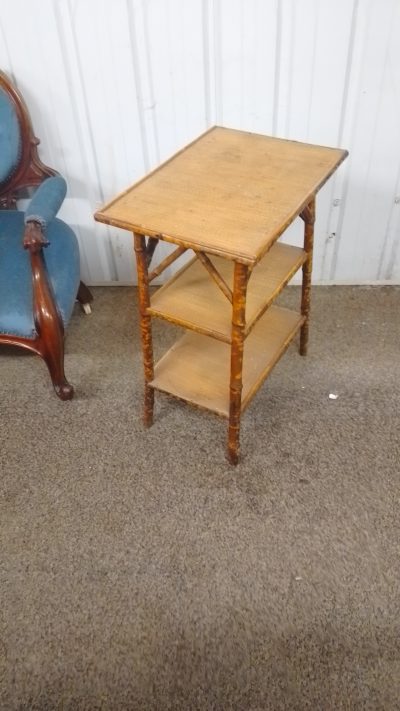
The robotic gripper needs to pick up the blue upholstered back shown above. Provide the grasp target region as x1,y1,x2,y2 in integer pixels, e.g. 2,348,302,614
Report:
0,87,22,184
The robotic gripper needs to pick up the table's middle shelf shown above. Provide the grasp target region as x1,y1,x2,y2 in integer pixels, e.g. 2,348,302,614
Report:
148,241,306,343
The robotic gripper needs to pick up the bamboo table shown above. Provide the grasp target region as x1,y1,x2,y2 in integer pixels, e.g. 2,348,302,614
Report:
95,127,347,464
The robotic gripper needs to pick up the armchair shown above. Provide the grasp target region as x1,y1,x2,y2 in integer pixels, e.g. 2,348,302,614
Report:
0,71,92,399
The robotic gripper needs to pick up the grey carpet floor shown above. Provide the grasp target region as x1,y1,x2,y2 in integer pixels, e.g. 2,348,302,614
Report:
0,285,399,710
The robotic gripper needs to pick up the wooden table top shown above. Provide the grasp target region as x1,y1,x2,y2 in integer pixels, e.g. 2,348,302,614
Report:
95,126,347,265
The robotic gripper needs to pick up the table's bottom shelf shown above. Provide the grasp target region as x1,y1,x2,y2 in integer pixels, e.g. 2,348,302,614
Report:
150,305,304,417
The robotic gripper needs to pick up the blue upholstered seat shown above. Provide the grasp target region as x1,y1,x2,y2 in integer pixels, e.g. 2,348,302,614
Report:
0,210,80,338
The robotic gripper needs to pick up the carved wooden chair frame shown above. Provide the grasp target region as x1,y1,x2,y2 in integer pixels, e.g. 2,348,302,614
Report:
0,71,92,399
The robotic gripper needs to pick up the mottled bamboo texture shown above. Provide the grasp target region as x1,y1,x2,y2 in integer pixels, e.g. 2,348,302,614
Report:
134,233,154,426
228,262,250,464
300,197,315,356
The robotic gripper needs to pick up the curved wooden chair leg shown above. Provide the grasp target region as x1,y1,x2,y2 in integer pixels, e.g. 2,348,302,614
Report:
41,339,74,400
28,244,74,400
77,281,93,314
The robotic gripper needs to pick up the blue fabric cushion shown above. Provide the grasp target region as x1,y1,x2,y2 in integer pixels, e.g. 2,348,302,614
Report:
0,211,80,338
25,176,67,228
0,88,21,183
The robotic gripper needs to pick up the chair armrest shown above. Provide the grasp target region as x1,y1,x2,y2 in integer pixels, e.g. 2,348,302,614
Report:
23,221,49,253
24,175,67,229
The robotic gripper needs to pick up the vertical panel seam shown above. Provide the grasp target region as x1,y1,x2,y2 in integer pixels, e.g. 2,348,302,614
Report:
331,0,396,280
202,0,212,126
52,0,112,282
377,158,400,279
305,3,319,142
384,207,400,279
320,0,359,281
337,0,360,147
0,18,15,77
284,0,295,138
142,0,161,163
213,0,223,124
376,1,400,279
272,0,282,135
63,0,106,204
329,0,362,280
126,0,151,172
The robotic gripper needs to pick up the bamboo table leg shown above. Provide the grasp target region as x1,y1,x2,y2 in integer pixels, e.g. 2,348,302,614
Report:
300,197,316,356
134,232,154,427
228,262,250,465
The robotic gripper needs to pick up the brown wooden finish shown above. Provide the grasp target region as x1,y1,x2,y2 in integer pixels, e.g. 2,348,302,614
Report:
29,242,73,400
134,232,154,426
0,71,56,207
228,262,250,464
97,126,347,462
77,280,94,311
24,222,66,391
149,242,306,342
148,245,186,283
0,222,73,399
299,197,315,356
95,126,347,265
196,252,233,304
0,71,92,397
23,219,49,251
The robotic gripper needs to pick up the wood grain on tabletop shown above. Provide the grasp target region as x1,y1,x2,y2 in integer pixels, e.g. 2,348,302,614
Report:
95,126,347,264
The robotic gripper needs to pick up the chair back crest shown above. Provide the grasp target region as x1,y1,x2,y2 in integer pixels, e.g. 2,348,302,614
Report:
0,71,55,207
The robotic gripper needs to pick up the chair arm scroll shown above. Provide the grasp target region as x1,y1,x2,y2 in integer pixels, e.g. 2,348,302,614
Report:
23,221,49,253
24,175,67,230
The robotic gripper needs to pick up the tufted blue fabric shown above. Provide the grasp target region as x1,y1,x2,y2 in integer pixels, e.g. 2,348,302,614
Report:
0,211,80,338
25,176,67,228
0,87,21,183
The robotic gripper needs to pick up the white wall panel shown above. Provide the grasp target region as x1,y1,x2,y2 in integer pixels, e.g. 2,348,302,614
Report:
0,0,399,284
331,0,400,283
215,0,278,132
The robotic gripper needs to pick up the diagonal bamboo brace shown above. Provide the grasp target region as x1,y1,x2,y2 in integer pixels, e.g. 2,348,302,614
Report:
148,245,187,282
196,251,233,304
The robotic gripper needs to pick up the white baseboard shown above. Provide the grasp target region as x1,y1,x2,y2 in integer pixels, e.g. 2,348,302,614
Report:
86,280,400,287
